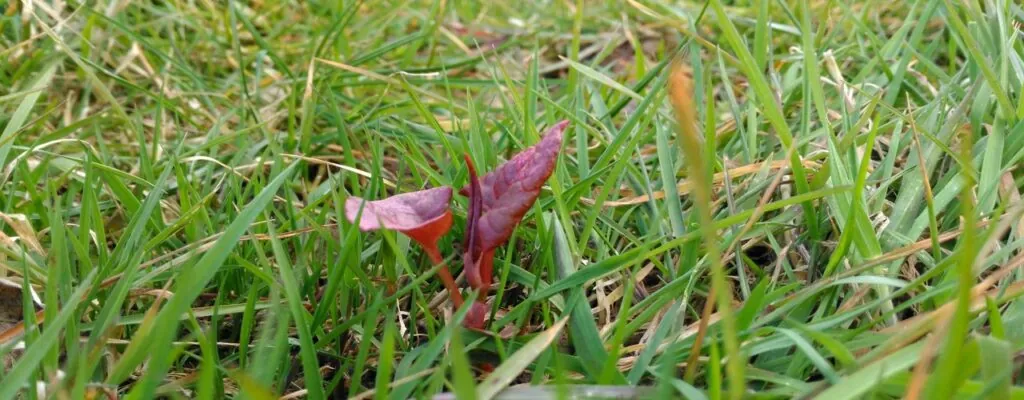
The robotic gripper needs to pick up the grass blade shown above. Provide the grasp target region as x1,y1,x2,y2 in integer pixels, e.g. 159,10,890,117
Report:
477,318,568,400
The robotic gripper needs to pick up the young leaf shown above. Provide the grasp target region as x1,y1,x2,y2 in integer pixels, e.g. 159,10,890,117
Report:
345,187,464,307
345,187,454,249
461,120,568,290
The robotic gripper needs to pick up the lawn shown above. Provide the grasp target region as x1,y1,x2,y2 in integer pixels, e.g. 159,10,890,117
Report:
1,0,1023,399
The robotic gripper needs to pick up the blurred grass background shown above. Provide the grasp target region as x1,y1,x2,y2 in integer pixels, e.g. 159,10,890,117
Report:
1,0,1023,398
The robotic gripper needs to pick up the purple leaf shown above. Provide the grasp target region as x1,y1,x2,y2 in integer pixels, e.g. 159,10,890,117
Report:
345,187,464,307
462,120,568,290
345,187,453,249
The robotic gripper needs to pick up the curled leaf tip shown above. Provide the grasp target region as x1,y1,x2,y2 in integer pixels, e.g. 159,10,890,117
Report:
459,121,568,197
549,119,570,136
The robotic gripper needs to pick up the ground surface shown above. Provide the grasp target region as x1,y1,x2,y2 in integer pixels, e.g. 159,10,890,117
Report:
1,0,1024,399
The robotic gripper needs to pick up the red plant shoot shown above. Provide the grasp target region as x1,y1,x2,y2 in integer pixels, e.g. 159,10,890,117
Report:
461,120,568,291
344,120,568,331
344,187,464,307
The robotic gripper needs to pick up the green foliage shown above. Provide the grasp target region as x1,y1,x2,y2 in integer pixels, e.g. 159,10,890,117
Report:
0,0,1021,398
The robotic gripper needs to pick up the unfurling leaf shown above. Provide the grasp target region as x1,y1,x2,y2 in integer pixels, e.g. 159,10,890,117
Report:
345,187,464,307
462,156,486,291
462,120,568,291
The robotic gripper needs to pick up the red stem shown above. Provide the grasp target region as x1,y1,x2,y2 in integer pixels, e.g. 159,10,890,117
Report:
465,299,489,330
424,245,464,308
479,250,495,290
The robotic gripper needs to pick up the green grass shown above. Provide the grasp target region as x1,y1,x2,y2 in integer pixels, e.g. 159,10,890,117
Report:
1,0,1023,398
